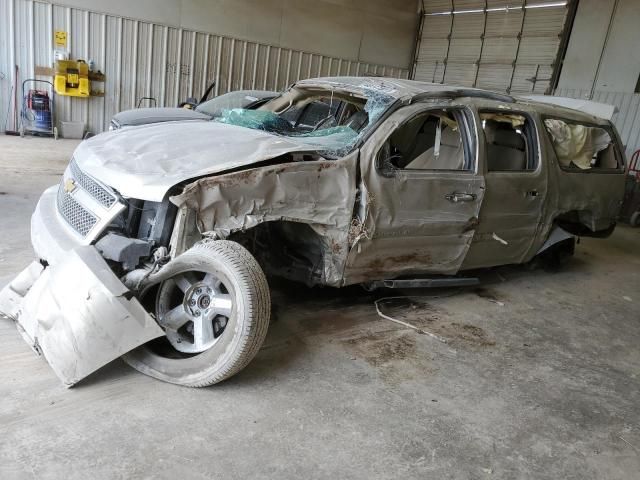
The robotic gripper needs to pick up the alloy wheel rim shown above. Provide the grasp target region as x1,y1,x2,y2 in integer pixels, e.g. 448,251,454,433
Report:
156,272,233,354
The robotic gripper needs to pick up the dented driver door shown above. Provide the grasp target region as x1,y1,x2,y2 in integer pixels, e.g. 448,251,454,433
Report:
344,102,485,285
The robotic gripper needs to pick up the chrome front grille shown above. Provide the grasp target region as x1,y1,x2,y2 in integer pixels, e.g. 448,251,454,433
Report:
69,159,116,208
56,182,98,236
56,160,123,239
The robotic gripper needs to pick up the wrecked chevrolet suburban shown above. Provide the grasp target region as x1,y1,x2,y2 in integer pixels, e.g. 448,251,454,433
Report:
0,77,627,387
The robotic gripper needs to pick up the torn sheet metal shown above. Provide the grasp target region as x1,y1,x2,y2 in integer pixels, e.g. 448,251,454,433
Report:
536,227,574,254
0,261,45,344
0,247,164,386
171,155,358,286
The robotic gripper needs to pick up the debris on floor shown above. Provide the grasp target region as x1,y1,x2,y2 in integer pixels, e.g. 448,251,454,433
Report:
373,294,496,348
474,287,506,306
374,296,448,343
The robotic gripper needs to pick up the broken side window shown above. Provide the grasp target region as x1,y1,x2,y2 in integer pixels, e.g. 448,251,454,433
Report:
216,109,294,134
378,109,470,172
543,118,621,171
480,112,537,172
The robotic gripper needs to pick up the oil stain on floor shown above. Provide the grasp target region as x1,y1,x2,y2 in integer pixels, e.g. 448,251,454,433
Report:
342,331,434,385
375,296,496,347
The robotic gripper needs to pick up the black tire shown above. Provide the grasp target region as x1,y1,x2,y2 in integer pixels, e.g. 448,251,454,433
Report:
631,211,640,228
122,240,270,387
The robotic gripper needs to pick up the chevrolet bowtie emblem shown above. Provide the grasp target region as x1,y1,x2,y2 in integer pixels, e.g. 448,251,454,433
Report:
64,179,77,193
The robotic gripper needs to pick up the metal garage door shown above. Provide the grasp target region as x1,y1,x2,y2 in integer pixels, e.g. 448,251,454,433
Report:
413,1,573,94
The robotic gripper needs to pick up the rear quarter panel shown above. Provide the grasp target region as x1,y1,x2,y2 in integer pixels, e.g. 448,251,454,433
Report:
541,117,626,234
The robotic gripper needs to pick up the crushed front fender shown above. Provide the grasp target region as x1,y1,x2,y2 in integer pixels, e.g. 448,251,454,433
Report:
0,246,164,386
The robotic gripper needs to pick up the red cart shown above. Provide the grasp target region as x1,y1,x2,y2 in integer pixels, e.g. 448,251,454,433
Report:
621,149,640,226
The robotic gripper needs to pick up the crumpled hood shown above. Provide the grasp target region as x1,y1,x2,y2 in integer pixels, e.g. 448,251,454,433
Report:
74,121,319,201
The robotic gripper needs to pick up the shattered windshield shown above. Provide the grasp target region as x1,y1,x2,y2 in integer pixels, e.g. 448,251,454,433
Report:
213,85,397,156
195,90,275,118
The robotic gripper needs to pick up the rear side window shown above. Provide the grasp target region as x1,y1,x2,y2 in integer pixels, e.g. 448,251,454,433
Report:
543,119,622,171
480,112,537,172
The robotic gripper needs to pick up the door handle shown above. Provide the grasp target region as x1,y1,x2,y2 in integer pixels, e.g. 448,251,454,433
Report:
526,190,539,198
445,192,477,203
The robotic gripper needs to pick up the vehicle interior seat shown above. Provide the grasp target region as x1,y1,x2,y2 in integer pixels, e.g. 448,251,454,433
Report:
344,110,369,132
389,115,426,166
594,143,618,168
404,122,464,170
484,120,527,171
404,117,438,163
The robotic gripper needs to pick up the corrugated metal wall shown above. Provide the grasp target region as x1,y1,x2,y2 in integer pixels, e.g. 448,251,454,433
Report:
0,0,16,132
413,1,569,94
0,0,409,134
555,88,640,158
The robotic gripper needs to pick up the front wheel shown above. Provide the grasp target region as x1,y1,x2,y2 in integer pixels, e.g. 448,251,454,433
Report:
122,240,271,387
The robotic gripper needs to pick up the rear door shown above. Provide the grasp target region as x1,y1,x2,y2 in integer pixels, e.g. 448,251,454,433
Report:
344,102,485,284
462,109,547,269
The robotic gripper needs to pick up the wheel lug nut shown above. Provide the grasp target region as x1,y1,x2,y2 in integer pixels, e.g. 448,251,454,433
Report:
194,310,201,316
189,300,196,306
196,288,202,295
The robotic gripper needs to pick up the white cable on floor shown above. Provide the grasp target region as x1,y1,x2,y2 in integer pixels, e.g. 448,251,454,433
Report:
373,293,457,344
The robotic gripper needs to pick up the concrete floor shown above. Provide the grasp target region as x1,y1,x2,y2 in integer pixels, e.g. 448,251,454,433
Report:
1,135,639,480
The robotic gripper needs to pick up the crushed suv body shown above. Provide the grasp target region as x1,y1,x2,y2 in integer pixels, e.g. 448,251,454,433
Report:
0,77,627,387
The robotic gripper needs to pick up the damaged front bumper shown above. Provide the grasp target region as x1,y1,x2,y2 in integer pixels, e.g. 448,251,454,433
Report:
0,186,164,386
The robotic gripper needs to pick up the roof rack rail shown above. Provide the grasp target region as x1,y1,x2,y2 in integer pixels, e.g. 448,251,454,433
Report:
413,89,516,104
